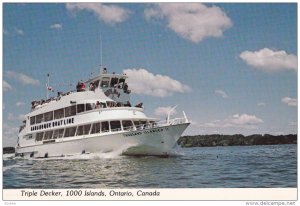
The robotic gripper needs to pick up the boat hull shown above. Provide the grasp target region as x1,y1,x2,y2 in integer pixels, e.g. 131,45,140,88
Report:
15,123,189,158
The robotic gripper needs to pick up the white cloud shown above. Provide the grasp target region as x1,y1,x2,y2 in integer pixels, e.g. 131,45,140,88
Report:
15,27,24,35
281,97,297,106
123,68,191,97
8,113,25,121
66,3,131,25
50,23,62,30
154,106,177,116
215,89,228,98
16,102,25,107
289,121,297,126
144,3,232,43
5,71,39,86
257,102,266,107
3,123,19,147
3,80,12,92
240,48,297,72
200,114,263,129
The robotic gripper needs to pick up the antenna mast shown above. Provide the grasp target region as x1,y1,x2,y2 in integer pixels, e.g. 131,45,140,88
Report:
100,34,103,73
46,73,50,99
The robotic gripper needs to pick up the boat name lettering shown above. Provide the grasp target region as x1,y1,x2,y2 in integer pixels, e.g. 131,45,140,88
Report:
123,128,164,137
30,117,74,131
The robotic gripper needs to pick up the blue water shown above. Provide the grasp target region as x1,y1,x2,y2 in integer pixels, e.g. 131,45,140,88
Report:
3,144,297,188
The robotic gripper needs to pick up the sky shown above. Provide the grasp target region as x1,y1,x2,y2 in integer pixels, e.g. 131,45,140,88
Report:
2,3,297,146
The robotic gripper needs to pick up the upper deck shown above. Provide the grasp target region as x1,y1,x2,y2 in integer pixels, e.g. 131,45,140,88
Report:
31,68,131,113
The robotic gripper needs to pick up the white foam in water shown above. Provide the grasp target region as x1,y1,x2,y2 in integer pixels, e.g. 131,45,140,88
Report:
169,145,185,157
3,153,15,160
14,142,139,160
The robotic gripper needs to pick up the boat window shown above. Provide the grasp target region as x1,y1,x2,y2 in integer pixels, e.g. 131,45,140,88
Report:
122,120,133,131
83,124,91,135
100,102,107,108
76,124,91,136
76,125,83,136
65,105,76,117
118,78,125,88
44,111,53,122
44,130,53,140
91,122,101,134
53,129,64,139
36,132,44,141
64,127,76,138
94,80,100,88
30,116,35,125
101,121,109,132
110,121,121,132
77,104,85,113
110,77,119,87
36,114,44,124
100,77,110,88
86,103,95,111
54,108,64,119
134,121,140,127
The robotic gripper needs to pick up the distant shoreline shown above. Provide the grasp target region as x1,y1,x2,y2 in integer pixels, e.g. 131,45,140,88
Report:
177,134,297,148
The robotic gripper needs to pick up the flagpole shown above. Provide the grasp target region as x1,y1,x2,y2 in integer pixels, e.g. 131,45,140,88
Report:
46,73,50,99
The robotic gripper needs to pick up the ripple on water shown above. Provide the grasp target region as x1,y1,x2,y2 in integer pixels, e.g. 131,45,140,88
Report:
3,144,297,188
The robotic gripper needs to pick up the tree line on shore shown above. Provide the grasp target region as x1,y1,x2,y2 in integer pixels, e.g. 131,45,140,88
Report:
177,134,297,148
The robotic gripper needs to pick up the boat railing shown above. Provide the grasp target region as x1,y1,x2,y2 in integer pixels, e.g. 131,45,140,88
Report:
110,128,122,132
157,117,187,126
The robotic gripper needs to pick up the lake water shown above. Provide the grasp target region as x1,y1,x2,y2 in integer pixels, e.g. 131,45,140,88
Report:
3,144,297,188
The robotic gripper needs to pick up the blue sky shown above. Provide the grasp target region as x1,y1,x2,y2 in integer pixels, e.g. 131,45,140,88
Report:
3,3,297,146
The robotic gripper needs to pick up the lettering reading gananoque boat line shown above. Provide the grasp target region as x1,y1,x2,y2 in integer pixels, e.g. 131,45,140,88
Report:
30,117,74,131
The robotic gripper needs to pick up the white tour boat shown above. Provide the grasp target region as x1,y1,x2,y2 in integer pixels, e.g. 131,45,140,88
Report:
15,68,190,158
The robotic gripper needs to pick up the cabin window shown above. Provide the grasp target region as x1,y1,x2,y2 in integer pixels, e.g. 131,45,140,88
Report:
101,121,109,132
83,124,91,135
54,108,64,119
36,132,44,141
122,120,133,131
134,121,140,127
86,103,95,111
118,78,125,88
110,121,121,132
110,77,119,87
30,116,35,125
53,129,64,139
64,127,76,138
24,134,33,140
44,111,53,122
100,77,110,88
91,122,101,134
77,104,85,113
65,105,76,117
44,130,53,140
36,114,44,124
77,124,91,136
94,80,100,88
100,102,107,108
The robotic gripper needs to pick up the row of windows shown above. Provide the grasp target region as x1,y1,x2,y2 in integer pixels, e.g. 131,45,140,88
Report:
100,77,125,88
34,120,151,141
30,103,107,126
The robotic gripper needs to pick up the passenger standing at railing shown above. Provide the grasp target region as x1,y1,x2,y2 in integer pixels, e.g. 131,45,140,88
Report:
96,101,100,109
89,82,95,91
